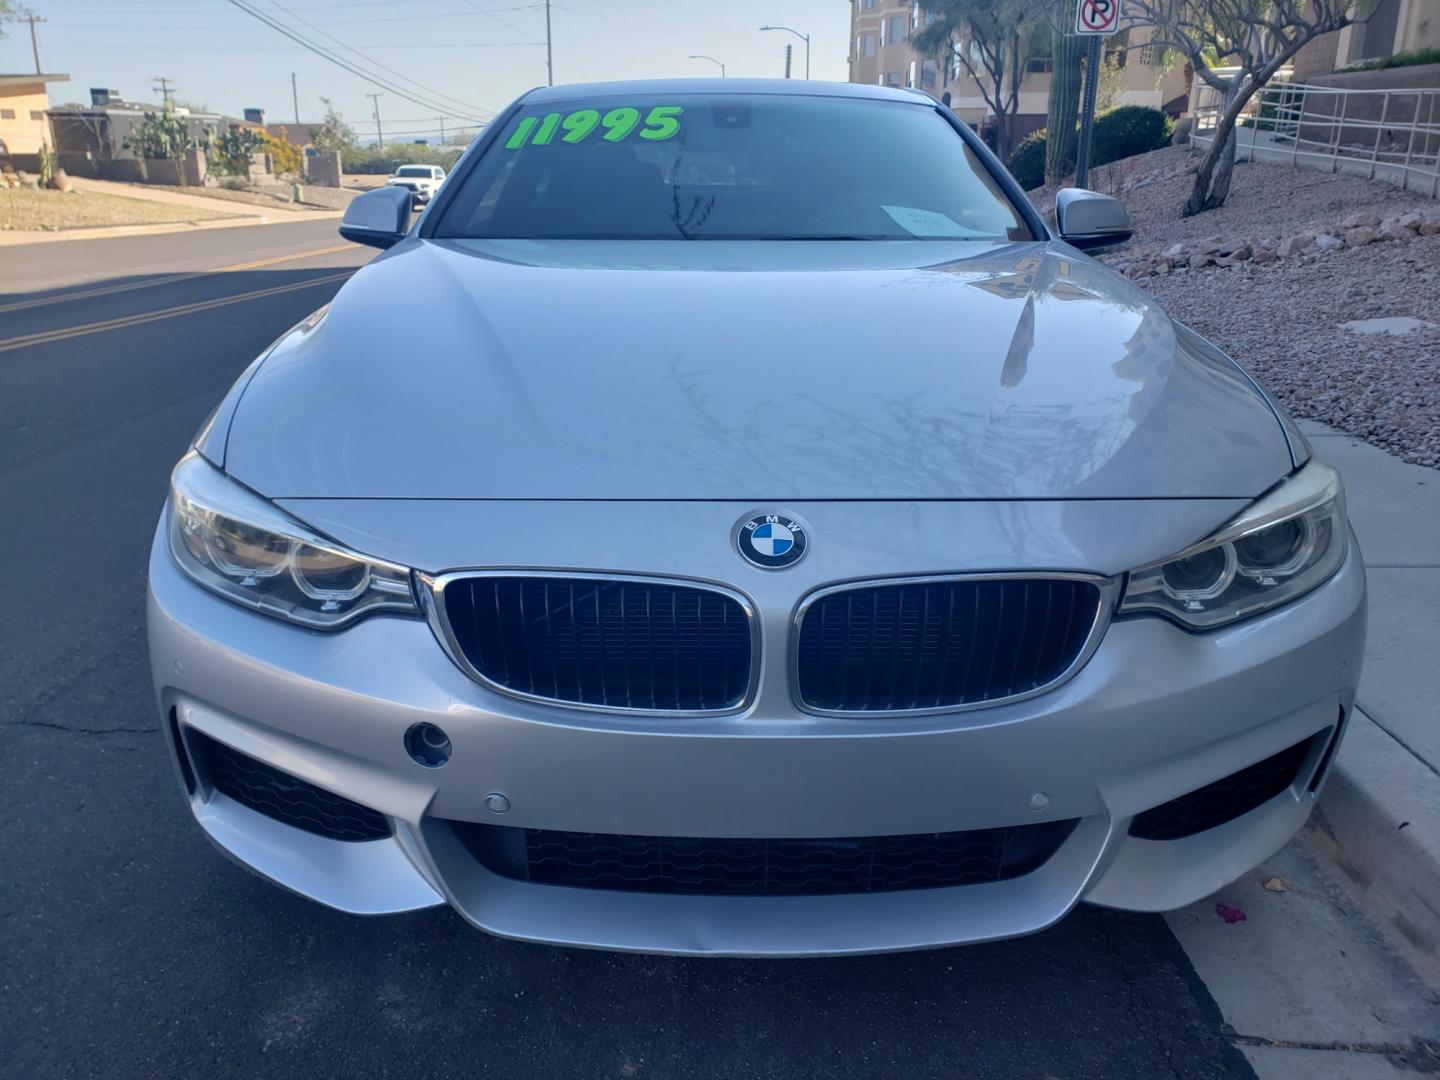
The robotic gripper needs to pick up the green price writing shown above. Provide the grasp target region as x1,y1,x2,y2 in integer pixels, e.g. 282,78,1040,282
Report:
504,105,683,150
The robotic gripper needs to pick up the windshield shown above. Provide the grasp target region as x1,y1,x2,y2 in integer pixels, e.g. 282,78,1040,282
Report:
435,93,1032,241
396,166,433,177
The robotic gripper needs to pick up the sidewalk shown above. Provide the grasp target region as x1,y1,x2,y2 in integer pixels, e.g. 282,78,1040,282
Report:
1299,421,1440,986
0,178,342,247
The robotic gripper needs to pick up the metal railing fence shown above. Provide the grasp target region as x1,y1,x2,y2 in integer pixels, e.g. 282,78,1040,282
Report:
1192,76,1440,197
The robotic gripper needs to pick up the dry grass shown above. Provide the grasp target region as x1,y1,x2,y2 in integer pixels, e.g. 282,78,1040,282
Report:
0,187,238,232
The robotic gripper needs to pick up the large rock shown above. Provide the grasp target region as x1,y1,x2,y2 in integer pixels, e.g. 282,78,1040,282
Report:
1398,211,1424,230
1196,236,1223,255
1378,221,1418,242
1251,247,1279,265
1315,233,1344,251
1277,234,1315,257
1162,241,1187,258
1420,218,1440,236
1344,227,1377,247
1341,211,1381,229
1189,251,1217,270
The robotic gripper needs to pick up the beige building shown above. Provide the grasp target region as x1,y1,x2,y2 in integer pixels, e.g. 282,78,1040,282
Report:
848,1,1187,139
0,72,69,158
1292,0,1439,80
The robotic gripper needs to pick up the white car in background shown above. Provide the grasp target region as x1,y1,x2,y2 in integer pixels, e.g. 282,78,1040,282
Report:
385,163,445,206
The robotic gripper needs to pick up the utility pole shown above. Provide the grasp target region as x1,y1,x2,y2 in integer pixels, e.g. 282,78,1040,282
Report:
291,72,300,124
365,92,384,147
544,0,553,86
22,13,45,75
784,43,792,79
153,76,175,109
438,116,446,144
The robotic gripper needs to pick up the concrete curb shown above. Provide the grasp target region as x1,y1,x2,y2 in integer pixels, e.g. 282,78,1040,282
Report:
1304,708,1440,989
0,209,343,248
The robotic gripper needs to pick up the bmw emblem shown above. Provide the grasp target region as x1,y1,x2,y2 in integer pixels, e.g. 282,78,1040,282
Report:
736,513,807,569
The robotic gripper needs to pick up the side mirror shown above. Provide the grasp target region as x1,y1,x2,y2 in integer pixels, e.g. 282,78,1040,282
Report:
339,186,413,249
1054,187,1133,253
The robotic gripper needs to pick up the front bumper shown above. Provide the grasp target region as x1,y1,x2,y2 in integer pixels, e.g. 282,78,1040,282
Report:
147,524,1366,956
386,183,430,202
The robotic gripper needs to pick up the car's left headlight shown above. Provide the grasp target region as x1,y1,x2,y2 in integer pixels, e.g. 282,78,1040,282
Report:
1118,461,1348,630
166,451,419,629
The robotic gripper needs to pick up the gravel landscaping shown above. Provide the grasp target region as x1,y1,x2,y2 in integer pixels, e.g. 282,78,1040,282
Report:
0,187,239,232
1033,148,1440,469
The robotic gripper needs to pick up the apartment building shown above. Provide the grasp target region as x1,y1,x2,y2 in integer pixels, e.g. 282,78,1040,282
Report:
848,0,1187,140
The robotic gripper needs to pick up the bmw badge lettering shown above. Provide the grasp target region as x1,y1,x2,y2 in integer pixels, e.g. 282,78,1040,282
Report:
737,513,807,569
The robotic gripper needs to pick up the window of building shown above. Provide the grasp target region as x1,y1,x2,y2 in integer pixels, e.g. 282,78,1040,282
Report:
1025,57,1054,74
859,32,877,58
30,110,46,120
883,14,906,44
0,109,14,120
859,0,877,9
921,59,938,89
884,71,902,87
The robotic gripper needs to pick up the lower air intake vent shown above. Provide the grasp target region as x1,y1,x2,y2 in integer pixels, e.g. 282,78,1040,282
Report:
189,729,390,842
1128,735,1320,841
456,820,1079,896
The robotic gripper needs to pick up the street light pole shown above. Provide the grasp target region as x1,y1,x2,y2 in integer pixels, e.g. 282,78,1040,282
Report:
759,25,809,79
688,54,725,77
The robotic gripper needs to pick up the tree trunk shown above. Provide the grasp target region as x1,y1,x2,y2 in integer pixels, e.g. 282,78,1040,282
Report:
1046,12,1083,185
1183,82,1246,216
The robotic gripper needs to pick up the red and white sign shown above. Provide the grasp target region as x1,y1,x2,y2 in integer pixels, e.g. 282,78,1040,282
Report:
1076,0,1121,34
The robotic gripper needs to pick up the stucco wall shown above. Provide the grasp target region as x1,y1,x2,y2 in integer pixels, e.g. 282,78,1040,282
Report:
0,83,54,154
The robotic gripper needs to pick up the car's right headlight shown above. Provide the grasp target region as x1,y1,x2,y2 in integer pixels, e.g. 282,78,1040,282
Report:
166,451,418,629
1118,461,1348,630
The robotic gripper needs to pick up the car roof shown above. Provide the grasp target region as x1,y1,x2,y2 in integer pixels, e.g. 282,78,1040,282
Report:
519,78,933,107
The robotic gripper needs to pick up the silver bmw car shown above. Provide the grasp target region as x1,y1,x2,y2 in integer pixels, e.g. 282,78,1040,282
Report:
147,79,1366,956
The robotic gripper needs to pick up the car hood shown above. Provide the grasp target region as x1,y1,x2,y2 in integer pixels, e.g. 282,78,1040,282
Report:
222,238,1293,501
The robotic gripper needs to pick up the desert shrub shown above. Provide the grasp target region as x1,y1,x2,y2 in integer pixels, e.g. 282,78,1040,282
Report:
1089,106,1174,167
1338,46,1440,73
1003,106,1172,190
210,127,263,178
124,111,197,159
256,130,303,176
1007,128,1049,190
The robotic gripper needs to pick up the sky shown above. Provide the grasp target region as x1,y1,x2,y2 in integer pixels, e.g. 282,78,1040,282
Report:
0,0,854,144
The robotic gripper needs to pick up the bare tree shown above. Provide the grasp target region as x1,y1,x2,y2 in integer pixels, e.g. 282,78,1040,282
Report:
914,0,1047,162
1125,0,1364,215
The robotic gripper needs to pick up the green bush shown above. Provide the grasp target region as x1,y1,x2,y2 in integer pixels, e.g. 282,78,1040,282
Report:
341,143,465,174
1089,106,1174,168
1338,46,1440,73
1007,128,1049,190
1004,106,1172,190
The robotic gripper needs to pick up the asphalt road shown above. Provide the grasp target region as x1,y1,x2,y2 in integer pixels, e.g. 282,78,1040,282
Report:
0,222,1257,1079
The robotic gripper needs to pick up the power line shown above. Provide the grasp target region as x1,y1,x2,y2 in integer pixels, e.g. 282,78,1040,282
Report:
262,0,495,119
223,0,491,121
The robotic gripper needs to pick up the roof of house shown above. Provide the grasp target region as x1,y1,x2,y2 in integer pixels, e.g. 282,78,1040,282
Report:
0,73,71,89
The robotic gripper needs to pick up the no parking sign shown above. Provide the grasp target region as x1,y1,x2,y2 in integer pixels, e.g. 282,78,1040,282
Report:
1076,0,1121,34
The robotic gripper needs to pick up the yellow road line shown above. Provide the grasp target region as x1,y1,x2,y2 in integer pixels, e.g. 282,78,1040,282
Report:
0,243,355,315
0,270,354,354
